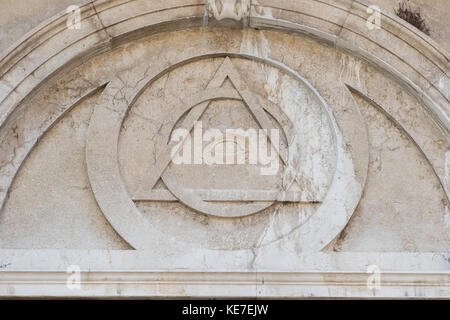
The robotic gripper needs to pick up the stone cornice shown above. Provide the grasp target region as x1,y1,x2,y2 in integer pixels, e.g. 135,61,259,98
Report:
0,251,448,298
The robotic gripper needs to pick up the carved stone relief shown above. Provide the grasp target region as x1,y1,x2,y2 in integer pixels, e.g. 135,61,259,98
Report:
0,28,447,254
0,0,448,297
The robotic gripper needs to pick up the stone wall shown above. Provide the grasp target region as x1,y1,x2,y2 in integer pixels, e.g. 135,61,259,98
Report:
0,0,448,298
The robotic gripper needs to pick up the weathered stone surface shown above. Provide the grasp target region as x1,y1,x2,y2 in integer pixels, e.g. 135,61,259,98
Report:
0,0,448,298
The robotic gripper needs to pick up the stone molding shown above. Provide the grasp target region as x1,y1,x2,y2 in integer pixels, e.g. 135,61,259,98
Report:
0,0,448,136
0,251,448,298
0,0,448,298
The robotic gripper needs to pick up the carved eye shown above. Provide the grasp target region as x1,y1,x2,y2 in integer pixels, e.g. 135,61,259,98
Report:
207,137,247,159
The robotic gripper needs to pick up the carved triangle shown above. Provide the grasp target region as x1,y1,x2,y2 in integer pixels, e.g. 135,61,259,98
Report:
133,57,287,199
132,178,176,201
153,178,168,190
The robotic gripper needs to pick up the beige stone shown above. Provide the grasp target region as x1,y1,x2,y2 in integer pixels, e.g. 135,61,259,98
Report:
0,0,448,298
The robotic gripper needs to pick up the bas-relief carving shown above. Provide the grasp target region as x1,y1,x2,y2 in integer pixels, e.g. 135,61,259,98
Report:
113,55,341,250
0,0,447,298
131,57,327,218
334,92,450,252
86,50,364,252
0,28,447,257
0,91,129,249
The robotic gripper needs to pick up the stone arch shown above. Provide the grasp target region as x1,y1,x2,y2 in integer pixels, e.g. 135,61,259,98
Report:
0,0,448,298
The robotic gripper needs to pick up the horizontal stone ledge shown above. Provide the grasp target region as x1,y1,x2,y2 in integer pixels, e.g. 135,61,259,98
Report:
0,250,448,271
0,270,448,298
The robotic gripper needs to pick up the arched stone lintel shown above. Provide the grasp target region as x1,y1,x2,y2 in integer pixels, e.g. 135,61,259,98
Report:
0,0,448,137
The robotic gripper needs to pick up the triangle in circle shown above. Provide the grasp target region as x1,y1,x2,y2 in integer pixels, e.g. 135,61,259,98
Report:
133,57,287,199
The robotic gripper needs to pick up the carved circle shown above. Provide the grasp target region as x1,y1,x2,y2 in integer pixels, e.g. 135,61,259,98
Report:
86,52,366,250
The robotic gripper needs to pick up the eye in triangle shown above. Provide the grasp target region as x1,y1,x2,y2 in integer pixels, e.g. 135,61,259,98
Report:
131,57,321,216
